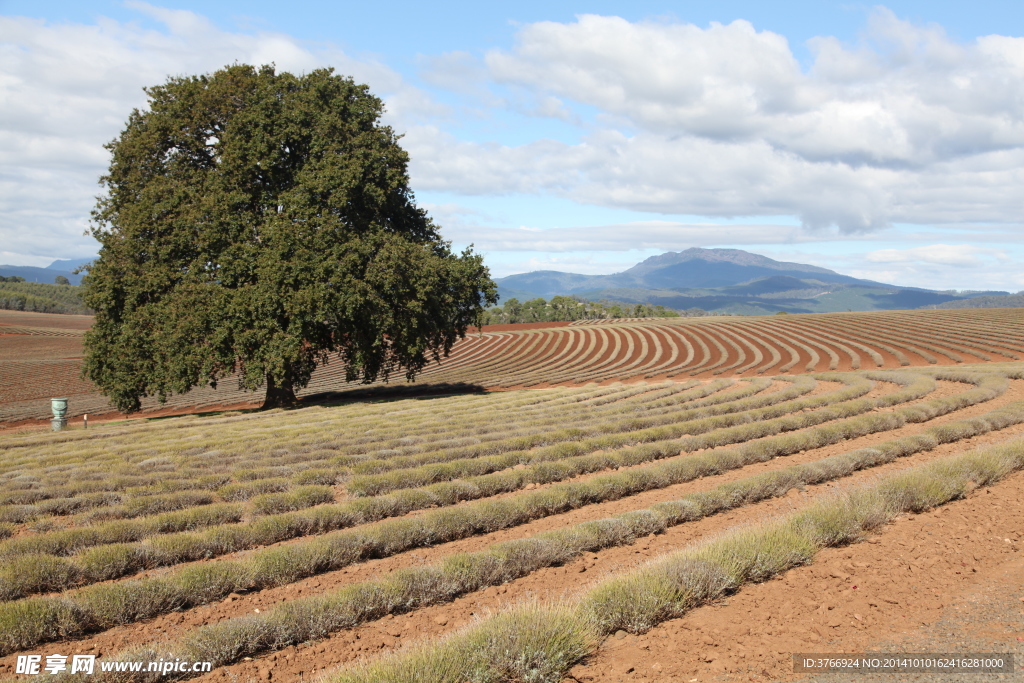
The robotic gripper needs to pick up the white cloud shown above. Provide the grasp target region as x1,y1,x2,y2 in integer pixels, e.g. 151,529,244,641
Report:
0,5,425,262
5,3,1024,289
410,9,1024,232
438,219,816,252
417,51,488,94
865,244,1008,267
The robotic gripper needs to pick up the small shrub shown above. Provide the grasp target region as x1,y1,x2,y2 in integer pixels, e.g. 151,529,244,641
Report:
77,578,184,628
233,467,292,481
292,468,338,486
0,598,89,655
122,491,215,518
251,486,334,514
78,544,166,582
28,519,58,533
217,479,291,501
0,555,82,600
0,505,38,524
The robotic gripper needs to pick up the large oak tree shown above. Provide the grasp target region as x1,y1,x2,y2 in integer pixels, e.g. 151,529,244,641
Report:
83,64,496,412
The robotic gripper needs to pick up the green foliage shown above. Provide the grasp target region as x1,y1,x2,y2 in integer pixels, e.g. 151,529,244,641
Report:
54,275,70,286
83,63,496,412
0,281,90,314
482,295,680,324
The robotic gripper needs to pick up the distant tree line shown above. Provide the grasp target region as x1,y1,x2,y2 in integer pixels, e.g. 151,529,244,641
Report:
0,281,91,314
481,296,684,324
934,294,1024,309
1,274,71,285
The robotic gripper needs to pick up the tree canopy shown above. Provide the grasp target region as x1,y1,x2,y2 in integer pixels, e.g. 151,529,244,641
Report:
83,64,496,412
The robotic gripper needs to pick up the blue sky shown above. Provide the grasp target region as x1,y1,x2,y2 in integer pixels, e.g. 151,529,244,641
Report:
2,0,1023,290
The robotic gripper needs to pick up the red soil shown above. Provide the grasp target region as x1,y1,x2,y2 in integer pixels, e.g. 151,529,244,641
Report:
571,472,1024,682
475,320,572,333
0,310,93,330
3,309,1023,429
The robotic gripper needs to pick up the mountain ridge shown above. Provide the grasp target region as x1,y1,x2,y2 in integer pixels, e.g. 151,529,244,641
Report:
494,248,1006,314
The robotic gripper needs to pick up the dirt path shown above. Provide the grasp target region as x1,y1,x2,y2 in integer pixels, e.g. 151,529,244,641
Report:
568,467,1024,683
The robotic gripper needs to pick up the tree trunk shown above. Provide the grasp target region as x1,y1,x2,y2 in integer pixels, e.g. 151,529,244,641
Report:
263,372,298,409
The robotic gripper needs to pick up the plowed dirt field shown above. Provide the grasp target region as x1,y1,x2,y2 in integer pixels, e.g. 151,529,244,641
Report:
2,308,1023,426
0,357,1022,682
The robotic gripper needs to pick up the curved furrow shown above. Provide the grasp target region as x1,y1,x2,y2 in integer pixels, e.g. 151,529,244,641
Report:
595,326,639,379
518,328,592,387
543,327,603,385
690,324,739,376
740,321,793,374
517,329,584,384
454,331,552,385
624,325,666,379
655,325,697,376
828,315,944,364
414,334,488,374
664,325,711,377
573,326,636,381
706,324,747,376
641,325,685,379
570,326,627,383
841,314,968,364
929,312,1024,350
829,318,948,364
715,323,765,375
884,317,1010,361
565,327,613,384
446,332,545,382
796,318,879,368
728,321,783,375
409,332,512,379
786,318,871,368
901,313,1024,356
762,321,823,372
491,330,569,387
806,317,905,366
445,330,550,385
596,326,652,381
697,323,744,376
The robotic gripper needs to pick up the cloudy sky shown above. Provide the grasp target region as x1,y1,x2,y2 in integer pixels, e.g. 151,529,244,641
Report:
2,0,1023,291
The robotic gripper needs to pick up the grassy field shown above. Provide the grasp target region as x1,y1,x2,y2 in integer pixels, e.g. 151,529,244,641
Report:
1,360,1024,681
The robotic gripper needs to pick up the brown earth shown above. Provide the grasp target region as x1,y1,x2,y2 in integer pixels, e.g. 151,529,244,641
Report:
3,309,1023,427
568,470,1024,683
476,321,573,333
0,310,93,330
